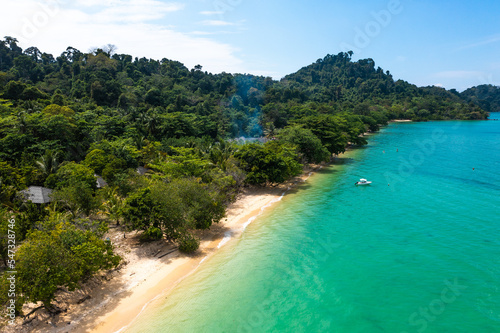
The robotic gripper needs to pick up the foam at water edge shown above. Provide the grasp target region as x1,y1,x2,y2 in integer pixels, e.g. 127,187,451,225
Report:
114,172,316,333
217,231,233,248
240,187,290,232
215,189,290,250
241,216,257,230
111,187,294,333
304,171,314,181
116,175,310,333
199,256,208,265
114,292,164,333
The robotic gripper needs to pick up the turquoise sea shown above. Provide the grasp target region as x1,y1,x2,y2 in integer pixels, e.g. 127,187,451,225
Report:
127,114,500,333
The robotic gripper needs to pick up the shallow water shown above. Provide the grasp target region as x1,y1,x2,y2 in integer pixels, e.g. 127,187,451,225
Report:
127,114,500,333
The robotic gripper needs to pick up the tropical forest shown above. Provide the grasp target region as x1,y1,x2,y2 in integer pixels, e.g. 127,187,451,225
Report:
0,36,491,319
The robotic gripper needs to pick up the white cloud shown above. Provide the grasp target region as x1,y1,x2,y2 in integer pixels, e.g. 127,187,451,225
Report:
457,34,500,51
199,11,224,16
74,0,183,12
74,0,127,7
0,0,246,74
190,31,215,36
76,0,184,23
202,20,235,27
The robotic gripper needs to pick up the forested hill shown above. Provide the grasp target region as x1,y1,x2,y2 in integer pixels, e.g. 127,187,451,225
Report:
275,52,487,121
0,38,489,136
460,84,500,113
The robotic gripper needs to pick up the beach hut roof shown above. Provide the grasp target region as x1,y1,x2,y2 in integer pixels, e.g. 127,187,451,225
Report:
20,186,53,204
95,174,108,188
136,166,150,175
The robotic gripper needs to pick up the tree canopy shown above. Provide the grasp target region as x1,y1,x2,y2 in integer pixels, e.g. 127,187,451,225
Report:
0,37,494,319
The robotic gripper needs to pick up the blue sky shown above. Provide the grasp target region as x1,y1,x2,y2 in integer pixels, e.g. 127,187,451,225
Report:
2,0,500,91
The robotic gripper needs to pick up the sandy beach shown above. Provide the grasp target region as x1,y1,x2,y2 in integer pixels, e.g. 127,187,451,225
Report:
6,166,323,333
87,186,289,333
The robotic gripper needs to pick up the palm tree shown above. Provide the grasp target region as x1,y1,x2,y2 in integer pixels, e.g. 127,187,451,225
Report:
263,122,276,138
99,187,125,226
36,150,59,178
133,135,147,150
146,111,160,137
207,140,235,171
15,110,28,134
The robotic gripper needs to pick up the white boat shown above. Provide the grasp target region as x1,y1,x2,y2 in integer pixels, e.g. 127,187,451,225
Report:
355,178,372,186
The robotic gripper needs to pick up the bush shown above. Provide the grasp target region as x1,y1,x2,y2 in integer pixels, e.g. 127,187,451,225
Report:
277,126,330,163
178,233,199,253
234,141,303,184
140,226,163,242
46,162,97,190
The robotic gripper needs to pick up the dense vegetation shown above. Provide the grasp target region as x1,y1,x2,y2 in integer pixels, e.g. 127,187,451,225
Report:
460,84,500,113
0,36,490,319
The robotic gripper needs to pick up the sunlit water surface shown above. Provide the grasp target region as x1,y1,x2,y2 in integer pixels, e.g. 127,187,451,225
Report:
127,114,500,333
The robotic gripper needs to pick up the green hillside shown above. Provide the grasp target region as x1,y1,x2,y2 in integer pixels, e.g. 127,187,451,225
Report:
0,37,491,318
461,84,500,113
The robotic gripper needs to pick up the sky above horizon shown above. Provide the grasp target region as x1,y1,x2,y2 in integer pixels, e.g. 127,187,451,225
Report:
1,0,500,91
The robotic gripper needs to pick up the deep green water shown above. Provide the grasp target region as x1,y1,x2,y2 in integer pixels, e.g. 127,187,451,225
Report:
126,114,500,333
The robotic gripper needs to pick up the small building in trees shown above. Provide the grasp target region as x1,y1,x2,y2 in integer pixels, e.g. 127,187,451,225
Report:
136,166,151,176
20,186,53,204
95,174,108,188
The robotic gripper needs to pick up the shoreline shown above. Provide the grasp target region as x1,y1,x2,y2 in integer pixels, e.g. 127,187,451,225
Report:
390,119,412,123
11,164,327,333
88,167,320,333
